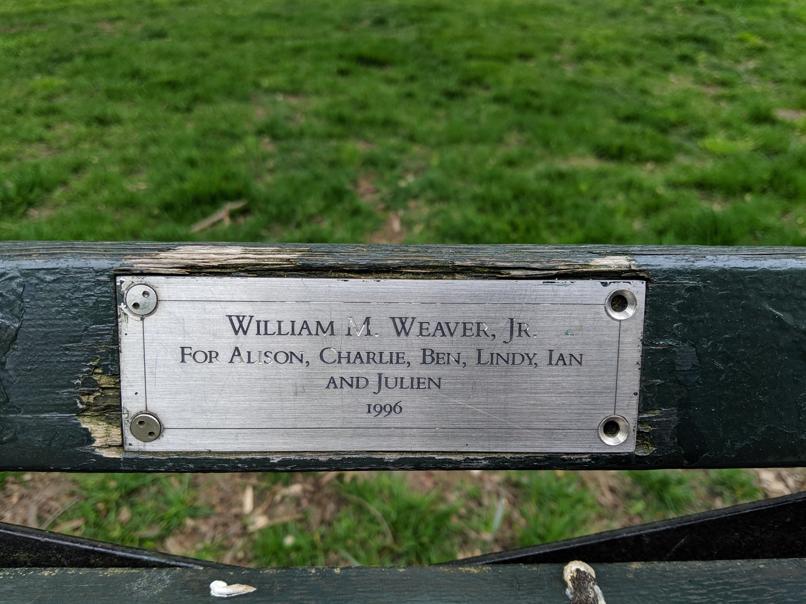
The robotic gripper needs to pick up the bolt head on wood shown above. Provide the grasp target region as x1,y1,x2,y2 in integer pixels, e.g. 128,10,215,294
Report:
124,284,158,317
130,412,162,442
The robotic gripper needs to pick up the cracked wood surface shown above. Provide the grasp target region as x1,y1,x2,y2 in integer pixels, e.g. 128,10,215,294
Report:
0,243,804,471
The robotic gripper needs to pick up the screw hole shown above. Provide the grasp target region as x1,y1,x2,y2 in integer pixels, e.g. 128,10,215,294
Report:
609,294,628,313
137,420,145,426
605,289,638,320
602,419,620,437
142,291,150,297
598,415,629,446
132,302,140,309
148,431,155,437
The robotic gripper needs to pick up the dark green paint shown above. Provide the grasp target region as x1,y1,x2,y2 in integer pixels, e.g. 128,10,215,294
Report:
1,561,805,603
0,243,804,471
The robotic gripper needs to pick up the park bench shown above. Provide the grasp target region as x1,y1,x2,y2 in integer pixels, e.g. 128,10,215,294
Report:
0,243,804,602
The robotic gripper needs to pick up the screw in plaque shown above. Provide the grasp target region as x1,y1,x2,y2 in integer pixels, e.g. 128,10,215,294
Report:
605,289,637,320
124,283,158,317
129,412,163,443
598,415,630,446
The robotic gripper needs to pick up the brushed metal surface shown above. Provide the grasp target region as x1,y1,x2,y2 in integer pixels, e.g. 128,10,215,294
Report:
117,277,645,453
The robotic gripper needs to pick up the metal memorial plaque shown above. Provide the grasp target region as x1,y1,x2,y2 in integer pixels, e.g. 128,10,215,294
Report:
118,277,646,454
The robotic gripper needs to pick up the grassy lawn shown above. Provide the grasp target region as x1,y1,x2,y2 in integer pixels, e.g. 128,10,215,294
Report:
0,469,772,566
0,0,805,566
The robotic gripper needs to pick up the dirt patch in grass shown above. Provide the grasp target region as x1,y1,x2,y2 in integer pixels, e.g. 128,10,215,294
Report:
369,210,405,243
356,173,380,206
159,473,342,564
0,473,77,530
0,468,804,566
355,172,407,244
774,108,806,123
755,469,806,497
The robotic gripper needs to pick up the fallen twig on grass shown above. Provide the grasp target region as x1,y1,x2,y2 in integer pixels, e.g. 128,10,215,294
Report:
191,200,248,233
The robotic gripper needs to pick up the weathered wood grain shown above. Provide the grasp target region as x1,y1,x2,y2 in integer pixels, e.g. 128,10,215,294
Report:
1,243,804,471
1,560,804,603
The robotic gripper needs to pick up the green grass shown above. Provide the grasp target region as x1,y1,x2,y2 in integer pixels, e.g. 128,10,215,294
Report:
0,0,799,567
60,474,204,549
245,470,761,565
0,0,804,243
254,474,463,566
511,471,599,546
34,469,761,566
2,468,764,567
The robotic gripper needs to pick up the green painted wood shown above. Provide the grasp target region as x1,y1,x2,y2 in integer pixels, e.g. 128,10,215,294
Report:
0,560,804,603
1,243,805,471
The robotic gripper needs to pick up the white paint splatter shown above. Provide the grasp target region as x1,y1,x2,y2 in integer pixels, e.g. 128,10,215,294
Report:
210,580,257,598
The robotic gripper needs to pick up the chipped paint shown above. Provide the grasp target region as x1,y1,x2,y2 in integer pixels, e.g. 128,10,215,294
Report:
0,271,24,407
446,566,490,574
119,245,645,280
77,358,123,456
125,245,308,274
589,255,636,271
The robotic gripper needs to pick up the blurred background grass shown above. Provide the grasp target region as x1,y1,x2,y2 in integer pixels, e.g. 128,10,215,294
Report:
0,0,805,566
